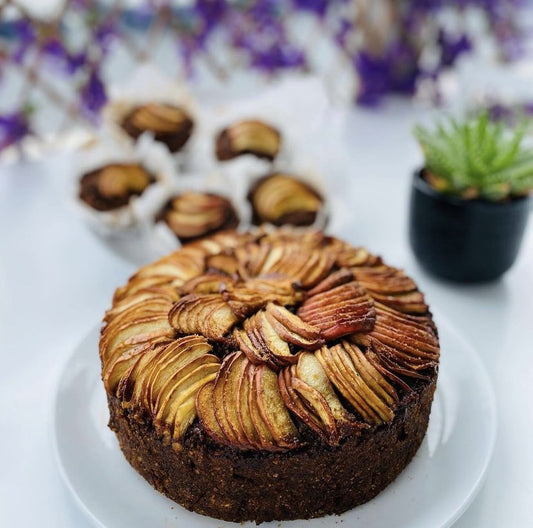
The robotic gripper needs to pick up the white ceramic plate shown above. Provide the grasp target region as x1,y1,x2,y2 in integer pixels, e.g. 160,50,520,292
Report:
53,313,496,528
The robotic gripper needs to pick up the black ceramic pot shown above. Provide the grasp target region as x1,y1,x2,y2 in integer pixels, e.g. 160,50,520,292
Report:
409,170,531,282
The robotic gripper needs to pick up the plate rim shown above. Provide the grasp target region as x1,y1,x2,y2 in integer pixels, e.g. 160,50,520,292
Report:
52,311,497,528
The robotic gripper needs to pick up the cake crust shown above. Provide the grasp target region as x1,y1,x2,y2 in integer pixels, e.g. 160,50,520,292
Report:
109,377,435,523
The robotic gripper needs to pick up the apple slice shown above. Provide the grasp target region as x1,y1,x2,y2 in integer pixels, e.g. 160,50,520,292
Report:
179,272,236,295
265,303,324,350
295,353,353,426
212,352,241,445
206,253,239,275
222,352,252,448
278,366,324,436
168,293,239,339
237,357,261,448
196,382,228,445
298,282,376,340
370,290,428,314
316,342,394,425
254,364,300,449
247,364,277,450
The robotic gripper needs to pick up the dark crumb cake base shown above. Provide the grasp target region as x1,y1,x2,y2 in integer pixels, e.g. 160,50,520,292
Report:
108,377,436,524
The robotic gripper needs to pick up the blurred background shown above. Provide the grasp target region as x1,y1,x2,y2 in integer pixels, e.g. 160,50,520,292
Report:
2,0,533,162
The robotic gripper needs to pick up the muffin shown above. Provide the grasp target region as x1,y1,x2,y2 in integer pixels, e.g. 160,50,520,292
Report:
79,163,155,212
215,119,281,161
157,192,239,243
100,228,439,523
121,103,194,153
248,172,324,226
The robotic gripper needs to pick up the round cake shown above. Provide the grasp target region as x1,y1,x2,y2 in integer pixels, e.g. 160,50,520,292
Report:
100,228,439,523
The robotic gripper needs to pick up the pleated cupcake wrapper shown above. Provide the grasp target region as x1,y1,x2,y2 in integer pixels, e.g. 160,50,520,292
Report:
102,64,198,166
72,133,176,236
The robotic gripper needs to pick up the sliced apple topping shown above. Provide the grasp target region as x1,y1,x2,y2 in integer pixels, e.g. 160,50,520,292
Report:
114,249,205,302
279,353,354,445
168,293,239,339
298,280,376,340
205,253,239,276
101,312,175,394
370,290,428,314
316,342,397,425
351,266,417,295
333,243,382,268
179,272,236,295
265,303,324,350
104,286,179,323
223,277,304,317
234,304,322,368
124,336,219,447
350,304,439,379
243,241,334,288
132,336,213,412
249,173,324,227
197,351,300,450
216,119,281,161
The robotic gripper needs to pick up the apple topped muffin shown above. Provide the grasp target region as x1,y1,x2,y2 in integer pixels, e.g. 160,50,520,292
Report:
79,163,155,212
100,228,439,523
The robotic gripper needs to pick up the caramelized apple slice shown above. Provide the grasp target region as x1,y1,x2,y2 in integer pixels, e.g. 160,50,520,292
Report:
223,276,304,317
316,342,395,425
180,272,236,295
265,303,324,350
298,282,375,340
254,364,300,449
154,356,220,445
168,293,239,339
205,253,239,275
196,382,228,444
222,352,252,448
247,364,276,449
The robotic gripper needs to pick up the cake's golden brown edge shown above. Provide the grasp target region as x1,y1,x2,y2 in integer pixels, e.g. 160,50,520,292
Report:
108,376,436,524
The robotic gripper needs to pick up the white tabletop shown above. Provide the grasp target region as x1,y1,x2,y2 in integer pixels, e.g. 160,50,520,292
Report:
1,100,531,528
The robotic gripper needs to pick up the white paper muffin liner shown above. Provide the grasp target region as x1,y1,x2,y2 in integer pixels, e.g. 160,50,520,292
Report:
71,134,178,264
102,64,197,165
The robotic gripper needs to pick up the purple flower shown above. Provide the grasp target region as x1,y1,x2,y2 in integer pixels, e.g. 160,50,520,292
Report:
292,0,328,17
437,30,472,67
80,70,107,120
10,19,35,64
0,111,31,151
354,40,420,106
195,0,227,31
354,52,389,106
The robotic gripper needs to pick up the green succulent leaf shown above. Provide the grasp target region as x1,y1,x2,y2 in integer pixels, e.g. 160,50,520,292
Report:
414,112,533,201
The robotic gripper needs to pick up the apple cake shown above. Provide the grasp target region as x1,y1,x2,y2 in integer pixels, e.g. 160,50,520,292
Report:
100,228,439,523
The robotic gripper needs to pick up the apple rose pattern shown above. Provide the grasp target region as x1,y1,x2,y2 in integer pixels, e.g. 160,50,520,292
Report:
100,228,439,453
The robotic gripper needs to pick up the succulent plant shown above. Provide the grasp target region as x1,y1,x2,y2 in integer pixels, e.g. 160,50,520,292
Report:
414,112,533,201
